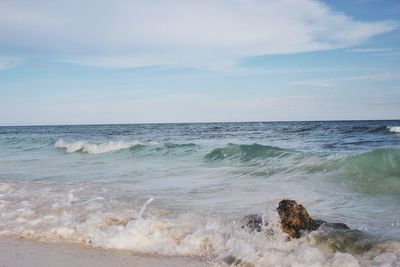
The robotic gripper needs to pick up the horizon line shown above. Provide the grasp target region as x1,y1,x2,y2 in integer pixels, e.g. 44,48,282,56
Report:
1,118,399,127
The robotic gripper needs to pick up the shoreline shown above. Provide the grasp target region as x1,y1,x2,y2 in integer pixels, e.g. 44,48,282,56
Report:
0,236,208,267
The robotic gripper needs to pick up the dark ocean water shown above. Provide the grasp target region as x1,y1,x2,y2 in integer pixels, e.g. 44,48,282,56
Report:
0,120,399,266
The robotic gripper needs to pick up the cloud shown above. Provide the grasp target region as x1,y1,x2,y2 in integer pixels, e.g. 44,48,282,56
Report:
340,73,400,81
0,0,397,69
0,56,22,70
348,47,400,56
348,48,395,53
290,80,334,87
291,72,400,87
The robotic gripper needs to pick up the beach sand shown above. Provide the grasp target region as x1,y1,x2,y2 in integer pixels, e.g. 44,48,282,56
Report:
0,236,208,267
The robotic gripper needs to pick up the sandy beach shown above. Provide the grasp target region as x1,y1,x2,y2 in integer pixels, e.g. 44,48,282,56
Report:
0,236,208,267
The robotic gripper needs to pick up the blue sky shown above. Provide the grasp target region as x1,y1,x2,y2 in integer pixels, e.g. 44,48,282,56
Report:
0,0,399,125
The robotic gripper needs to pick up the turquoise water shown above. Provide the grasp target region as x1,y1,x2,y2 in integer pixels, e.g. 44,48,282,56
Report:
0,121,399,266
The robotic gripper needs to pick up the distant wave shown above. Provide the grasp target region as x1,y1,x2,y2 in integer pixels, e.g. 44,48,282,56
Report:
341,126,388,134
55,139,199,155
388,126,400,133
55,139,145,154
280,127,313,133
205,143,294,161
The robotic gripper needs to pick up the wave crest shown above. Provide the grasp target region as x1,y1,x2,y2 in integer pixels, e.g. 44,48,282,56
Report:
388,126,400,133
329,148,400,194
55,139,143,154
345,148,400,175
54,139,200,155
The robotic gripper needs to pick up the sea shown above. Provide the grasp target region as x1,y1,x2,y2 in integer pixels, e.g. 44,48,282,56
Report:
0,120,399,266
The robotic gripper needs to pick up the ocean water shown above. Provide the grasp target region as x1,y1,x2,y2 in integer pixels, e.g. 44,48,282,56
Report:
0,121,400,266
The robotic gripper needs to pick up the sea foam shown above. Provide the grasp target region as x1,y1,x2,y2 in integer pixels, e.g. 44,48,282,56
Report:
388,126,400,133
0,180,399,267
55,139,143,154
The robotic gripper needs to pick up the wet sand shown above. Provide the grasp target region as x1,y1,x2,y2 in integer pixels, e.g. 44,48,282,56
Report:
0,236,209,267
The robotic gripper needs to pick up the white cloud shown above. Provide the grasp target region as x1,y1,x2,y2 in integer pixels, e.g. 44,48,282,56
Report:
290,80,334,87
291,72,400,87
340,73,400,81
0,0,397,69
0,56,22,70
348,48,395,53
348,47,400,56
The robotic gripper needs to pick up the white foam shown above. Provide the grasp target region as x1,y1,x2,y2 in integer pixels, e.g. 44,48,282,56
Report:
388,126,400,133
138,198,154,219
0,183,11,193
0,180,399,266
55,139,143,154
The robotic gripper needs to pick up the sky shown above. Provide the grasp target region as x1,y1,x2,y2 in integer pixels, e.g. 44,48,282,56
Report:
0,0,399,125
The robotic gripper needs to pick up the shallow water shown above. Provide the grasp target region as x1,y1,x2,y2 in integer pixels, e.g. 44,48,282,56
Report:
0,121,399,266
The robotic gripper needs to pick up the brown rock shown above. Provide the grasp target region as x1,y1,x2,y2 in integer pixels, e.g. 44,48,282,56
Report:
238,199,350,239
276,199,319,238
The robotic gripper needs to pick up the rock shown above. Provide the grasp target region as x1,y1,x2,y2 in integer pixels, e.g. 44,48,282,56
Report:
313,227,373,253
239,214,264,232
276,199,316,238
223,255,254,267
223,255,242,265
277,199,340,238
239,199,349,239
231,200,354,265
276,199,349,238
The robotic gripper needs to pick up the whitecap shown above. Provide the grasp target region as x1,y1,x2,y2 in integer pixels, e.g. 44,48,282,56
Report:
388,126,400,133
55,139,143,154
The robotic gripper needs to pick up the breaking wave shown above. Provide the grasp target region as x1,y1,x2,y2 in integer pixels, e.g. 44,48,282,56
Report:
338,148,400,193
388,126,400,133
55,139,199,155
305,148,400,194
55,139,145,154
343,148,400,177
